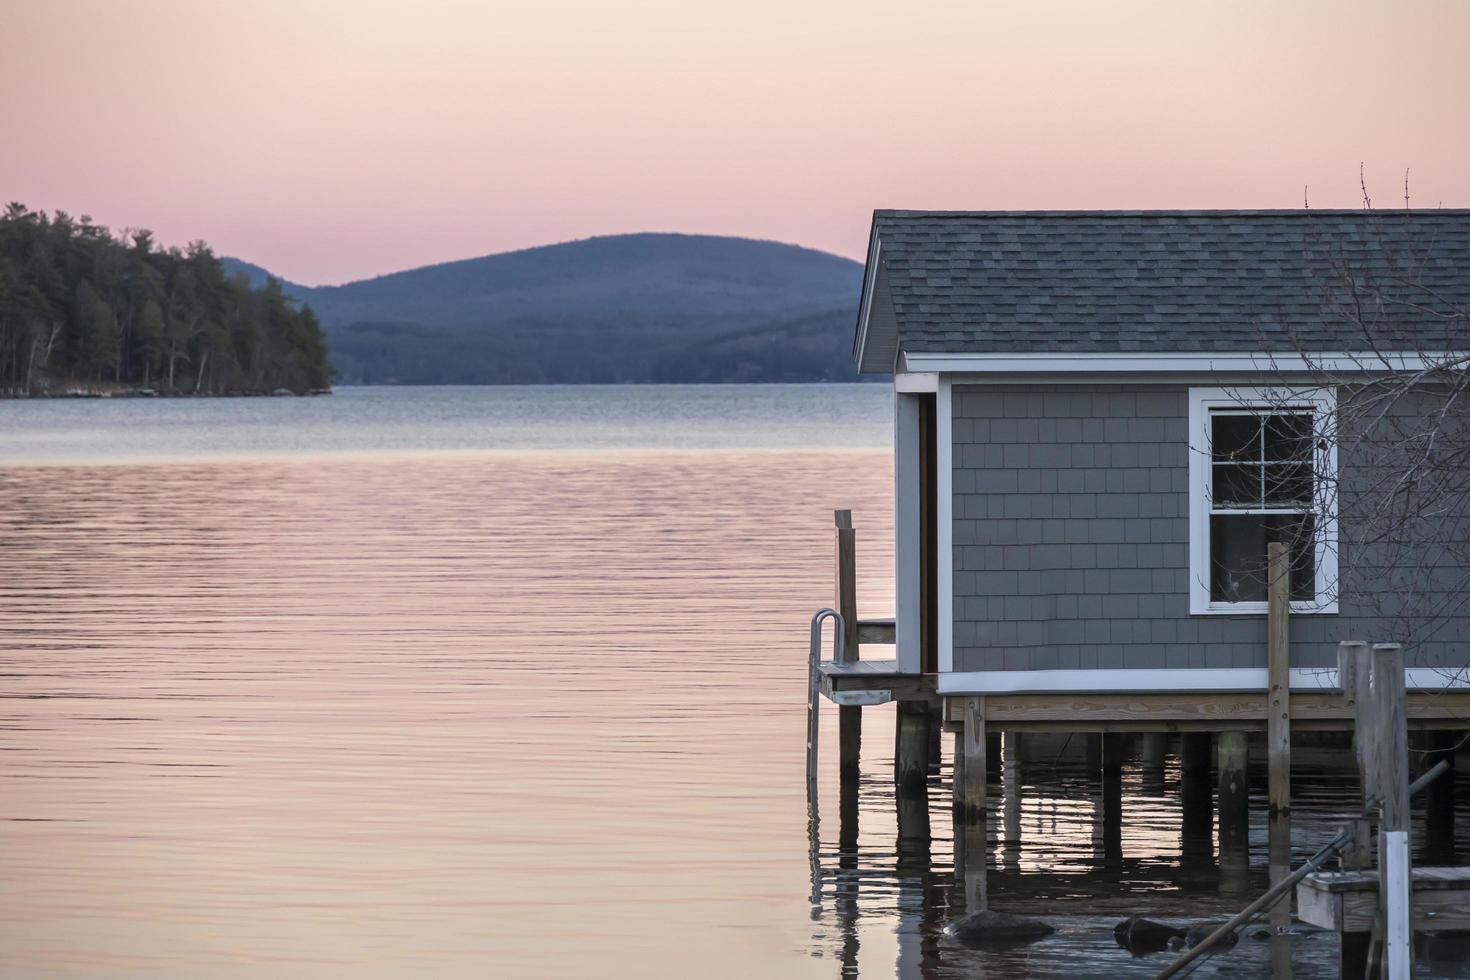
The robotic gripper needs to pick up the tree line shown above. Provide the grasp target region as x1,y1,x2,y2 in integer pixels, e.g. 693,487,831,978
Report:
0,203,329,396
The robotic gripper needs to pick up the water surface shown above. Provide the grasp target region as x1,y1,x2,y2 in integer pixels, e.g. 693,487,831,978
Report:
2,386,1467,979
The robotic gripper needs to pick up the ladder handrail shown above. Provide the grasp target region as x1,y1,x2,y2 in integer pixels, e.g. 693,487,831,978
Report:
806,608,846,806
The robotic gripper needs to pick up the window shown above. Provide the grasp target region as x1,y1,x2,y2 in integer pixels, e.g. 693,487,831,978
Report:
1188,388,1337,614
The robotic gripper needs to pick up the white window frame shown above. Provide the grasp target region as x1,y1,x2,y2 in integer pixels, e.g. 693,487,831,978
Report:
1188,386,1338,615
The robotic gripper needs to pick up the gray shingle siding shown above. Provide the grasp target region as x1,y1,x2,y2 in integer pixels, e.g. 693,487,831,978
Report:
951,384,1470,675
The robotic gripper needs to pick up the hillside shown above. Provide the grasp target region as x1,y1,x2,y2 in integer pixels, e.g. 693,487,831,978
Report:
225,234,868,384
1,204,329,397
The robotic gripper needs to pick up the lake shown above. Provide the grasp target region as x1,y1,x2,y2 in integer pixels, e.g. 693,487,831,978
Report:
2,385,1468,979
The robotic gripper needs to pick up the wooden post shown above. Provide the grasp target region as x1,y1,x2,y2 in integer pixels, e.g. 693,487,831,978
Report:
1084,733,1103,774
1339,640,1372,789
961,697,987,823
1217,731,1250,844
1100,732,1123,864
834,510,861,783
1140,732,1167,794
1180,732,1214,872
1370,642,1411,980
961,696,988,911
1338,640,1374,980
1001,732,1022,872
1266,541,1292,931
951,727,964,822
1181,732,1213,777
895,702,930,799
895,702,932,844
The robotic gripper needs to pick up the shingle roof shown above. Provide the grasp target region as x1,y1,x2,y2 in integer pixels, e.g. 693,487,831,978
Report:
856,210,1470,371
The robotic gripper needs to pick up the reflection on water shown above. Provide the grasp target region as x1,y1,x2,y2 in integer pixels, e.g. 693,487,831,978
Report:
1,392,1469,978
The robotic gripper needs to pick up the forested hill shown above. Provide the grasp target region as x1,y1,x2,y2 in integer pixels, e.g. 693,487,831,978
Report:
0,204,329,396
224,234,868,384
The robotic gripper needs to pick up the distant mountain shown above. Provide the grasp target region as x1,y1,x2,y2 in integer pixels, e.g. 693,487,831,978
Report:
221,257,309,296
225,234,869,384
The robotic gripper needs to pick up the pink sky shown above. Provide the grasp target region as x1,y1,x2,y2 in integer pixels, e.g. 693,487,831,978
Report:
4,0,1468,285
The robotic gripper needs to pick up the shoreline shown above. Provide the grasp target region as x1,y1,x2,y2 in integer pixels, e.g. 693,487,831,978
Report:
2,386,333,399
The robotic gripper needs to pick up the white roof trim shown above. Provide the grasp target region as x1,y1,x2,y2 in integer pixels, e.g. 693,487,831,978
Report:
852,237,883,366
903,350,1460,374
893,372,937,393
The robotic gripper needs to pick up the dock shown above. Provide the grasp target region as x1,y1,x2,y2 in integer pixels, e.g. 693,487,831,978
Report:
807,509,1470,979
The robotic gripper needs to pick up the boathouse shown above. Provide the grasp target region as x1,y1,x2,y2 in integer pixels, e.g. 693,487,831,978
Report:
848,209,1470,698
809,211,1470,977
810,209,1470,915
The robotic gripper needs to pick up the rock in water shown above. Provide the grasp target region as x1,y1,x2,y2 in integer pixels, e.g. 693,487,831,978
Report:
1113,916,1186,954
1185,922,1239,950
945,909,1055,948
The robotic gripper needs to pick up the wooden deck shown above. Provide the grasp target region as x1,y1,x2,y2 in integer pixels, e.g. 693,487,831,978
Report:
817,659,933,704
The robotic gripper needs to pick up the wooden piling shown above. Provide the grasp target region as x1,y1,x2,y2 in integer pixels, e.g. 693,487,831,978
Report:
1180,732,1214,870
961,697,987,824
834,510,861,783
1100,732,1123,864
1216,730,1249,852
1339,640,1372,786
1217,730,1250,896
1139,732,1167,796
951,729,964,822
1085,732,1103,774
1180,756,1215,870
1370,642,1411,979
1001,732,1022,871
1181,732,1213,777
895,701,930,800
960,696,988,911
1266,541,1292,931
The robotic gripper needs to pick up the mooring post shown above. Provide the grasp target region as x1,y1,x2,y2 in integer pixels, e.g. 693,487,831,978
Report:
834,510,861,785
1266,541,1292,932
1370,642,1411,980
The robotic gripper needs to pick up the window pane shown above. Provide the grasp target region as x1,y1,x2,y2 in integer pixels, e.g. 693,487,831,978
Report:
1264,413,1313,462
1210,513,1318,603
1212,415,1260,461
1267,513,1317,602
1210,514,1267,602
1212,463,1261,507
1264,463,1313,505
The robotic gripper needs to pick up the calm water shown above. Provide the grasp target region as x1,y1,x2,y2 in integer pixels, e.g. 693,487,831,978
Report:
2,386,1467,979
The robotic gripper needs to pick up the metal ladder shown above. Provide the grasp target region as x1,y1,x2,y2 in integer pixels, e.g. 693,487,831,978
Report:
806,608,846,800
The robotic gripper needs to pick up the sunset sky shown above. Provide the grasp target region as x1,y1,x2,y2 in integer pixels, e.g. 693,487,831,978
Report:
4,0,1468,285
